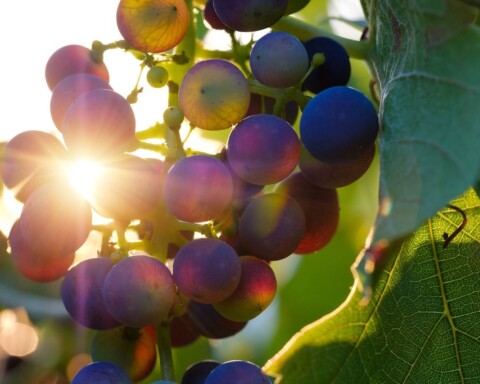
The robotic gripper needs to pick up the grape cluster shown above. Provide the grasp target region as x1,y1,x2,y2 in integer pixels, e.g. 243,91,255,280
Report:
1,0,379,383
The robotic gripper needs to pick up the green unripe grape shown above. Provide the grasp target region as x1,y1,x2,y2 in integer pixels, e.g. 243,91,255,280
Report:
163,106,184,129
147,66,169,88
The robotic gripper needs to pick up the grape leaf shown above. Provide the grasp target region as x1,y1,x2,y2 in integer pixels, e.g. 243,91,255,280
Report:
353,0,480,296
264,188,480,383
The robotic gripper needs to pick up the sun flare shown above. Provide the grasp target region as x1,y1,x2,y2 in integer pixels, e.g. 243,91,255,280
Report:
67,159,101,201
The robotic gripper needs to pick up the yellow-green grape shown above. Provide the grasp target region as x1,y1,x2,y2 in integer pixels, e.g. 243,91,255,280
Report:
163,106,184,129
147,66,169,88
116,0,189,53
178,59,250,131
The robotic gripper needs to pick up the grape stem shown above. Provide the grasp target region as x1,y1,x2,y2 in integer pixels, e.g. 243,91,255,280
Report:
272,16,372,60
156,322,175,382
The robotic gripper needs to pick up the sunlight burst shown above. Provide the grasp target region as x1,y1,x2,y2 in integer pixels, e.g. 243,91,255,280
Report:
67,159,101,201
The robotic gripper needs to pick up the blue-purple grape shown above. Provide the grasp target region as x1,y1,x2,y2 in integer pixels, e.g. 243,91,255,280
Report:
302,36,351,94
72,362,131,384
163,155,234,222
238,193,306,261
213,0,287,32
103,255,176,328
300,86,379,164
250,32,309,88
226,114,300,185
173,238,241,304
204,0,229,30
61,89,136,159
205,360,271,384
181,360,220,384
61,257,121,330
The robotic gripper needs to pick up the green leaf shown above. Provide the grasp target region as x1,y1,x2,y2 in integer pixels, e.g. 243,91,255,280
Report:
265,188,480,383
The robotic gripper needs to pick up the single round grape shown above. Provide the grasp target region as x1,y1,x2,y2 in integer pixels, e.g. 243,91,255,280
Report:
9,221,75,282
173,238,241,304
213,0,287,32
170,313,200,348
163,155,233,222
205,360,271,384
178,59,250,131
91,326,157,382
299,144,375,188
90,154,161,220
226,114,300,185
72,362,132,384
302,36,351,94
61,257,121,330
300,86,379,164
117,0,189,53
275,172,340,254
163,106,184,128
181,360,220,384
50,73,112,131
186,301,247,339
19,182,92,256
62,89,136,159
213,256,276,322
204,0,229,30
45,44,109,91
245,93,299,125
103,255,176,328
250,32,309,88
1,130,69,202
147,66,169,88
238,193,306,261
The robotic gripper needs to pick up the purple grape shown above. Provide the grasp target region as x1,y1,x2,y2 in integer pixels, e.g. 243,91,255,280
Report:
45,44,109,91
170,313,200,348
163,155,234,222
72,362,131,384
205,360,271,384
302,36,351,94
212,0,287,32
61,257,121,330
173,238,241,304
1,130,69,202
226,114,300,185
181,360,220,384
238,193,306,261
300,86,379,164
204,0,229,30
61,89,136,159
245,93,299,125
213,256,277,322
187,301,247,339
50,73,112,132
103,255,176,328
19,182,92,256
250,32,309,88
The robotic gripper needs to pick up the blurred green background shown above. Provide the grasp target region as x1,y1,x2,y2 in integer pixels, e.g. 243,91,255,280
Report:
0,0,378,382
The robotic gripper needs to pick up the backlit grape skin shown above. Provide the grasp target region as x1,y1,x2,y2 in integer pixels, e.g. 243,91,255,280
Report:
163,155,234,223
117,0,189,53
9,221,75,282
50,73,112,132
250,32,309,88
61,257,121,330
226,114,300,186
173,238,241,304
300,86,379,164
103,255,176,328
72,362,132,384
178,59,250,131
205,360,271,384
238,193,306,261
61,89,136,159
275,172,340,254
19,182,92,257
45,44,109,91
213,0,287,32
213,256,277,322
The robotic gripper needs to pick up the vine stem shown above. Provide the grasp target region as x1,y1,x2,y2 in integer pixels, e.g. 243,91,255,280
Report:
157,322,175,382
271,16,372,60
